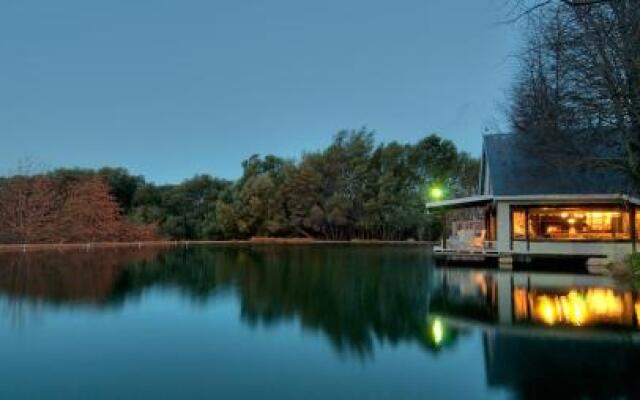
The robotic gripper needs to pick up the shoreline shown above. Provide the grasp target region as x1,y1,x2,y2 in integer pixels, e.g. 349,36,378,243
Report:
0,239,435,254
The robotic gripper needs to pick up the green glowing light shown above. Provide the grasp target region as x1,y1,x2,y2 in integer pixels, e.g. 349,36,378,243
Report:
431,318,444,345
430,187,444,201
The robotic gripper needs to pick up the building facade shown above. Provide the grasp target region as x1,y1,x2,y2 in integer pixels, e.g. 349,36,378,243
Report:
427,133,639,264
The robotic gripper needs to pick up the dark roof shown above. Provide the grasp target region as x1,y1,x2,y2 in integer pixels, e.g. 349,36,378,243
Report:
482,131,634,196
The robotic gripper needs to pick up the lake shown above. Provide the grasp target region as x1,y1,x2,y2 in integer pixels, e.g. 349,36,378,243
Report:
0,245,639,399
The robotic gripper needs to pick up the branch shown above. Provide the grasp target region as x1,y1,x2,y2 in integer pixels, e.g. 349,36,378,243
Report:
502,0,610,24
501,0,554,24
559,0,610,5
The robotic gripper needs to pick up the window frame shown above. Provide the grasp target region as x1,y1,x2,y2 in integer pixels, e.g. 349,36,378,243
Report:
510,204,633,243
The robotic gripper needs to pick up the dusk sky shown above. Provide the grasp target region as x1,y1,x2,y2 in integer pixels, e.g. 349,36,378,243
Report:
1,0,521,183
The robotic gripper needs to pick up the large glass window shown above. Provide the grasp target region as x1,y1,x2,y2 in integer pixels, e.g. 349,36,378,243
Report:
512,207,630,241
512,210,526,240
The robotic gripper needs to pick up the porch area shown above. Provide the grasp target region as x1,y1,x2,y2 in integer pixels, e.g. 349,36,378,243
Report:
429,196,499,261
426,195,637,269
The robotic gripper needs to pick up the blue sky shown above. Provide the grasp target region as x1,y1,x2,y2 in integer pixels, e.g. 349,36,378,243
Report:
0,0,521,183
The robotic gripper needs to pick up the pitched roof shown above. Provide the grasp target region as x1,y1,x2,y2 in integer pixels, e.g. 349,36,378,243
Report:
482,131,633,196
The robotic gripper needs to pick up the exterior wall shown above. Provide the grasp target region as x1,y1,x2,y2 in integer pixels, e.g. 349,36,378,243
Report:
496,202,511,252
512,241,634,261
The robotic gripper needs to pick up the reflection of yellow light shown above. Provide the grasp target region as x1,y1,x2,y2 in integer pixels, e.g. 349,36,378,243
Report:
432,318,444,345
589,289,623,315
561,291,587,326
635,300,640,328
529,288,629,327
513,288,529,319
567,218,576,225
536,296,558,325
561,212,569,219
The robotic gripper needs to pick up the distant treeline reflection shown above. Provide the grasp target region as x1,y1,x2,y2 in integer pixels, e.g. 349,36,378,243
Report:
0,246,452,356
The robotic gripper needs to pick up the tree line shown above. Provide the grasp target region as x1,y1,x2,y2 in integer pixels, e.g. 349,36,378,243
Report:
0,130,478,244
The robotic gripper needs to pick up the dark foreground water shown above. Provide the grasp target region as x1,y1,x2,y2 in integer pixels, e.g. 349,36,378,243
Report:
0,245,639,399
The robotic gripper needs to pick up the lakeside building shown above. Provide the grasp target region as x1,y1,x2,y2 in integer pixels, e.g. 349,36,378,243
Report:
426,132,639,267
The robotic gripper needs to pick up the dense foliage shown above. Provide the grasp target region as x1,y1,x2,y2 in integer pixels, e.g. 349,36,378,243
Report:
0,130,478,243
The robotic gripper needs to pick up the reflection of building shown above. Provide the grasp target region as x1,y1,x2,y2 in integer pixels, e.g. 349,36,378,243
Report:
427,133,639,265
431,268,640,330
431,268,640,398
483,330,640,398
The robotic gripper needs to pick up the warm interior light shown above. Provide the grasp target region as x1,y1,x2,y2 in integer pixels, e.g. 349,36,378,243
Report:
522,208,631,241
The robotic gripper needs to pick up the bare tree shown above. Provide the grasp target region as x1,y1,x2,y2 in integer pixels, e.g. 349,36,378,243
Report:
507,0,640,183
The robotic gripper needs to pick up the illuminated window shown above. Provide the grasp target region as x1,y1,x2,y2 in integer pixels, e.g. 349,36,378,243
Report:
524,208,630,241
512,210,526,240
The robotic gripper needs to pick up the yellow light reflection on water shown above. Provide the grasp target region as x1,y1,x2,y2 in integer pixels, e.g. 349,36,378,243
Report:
432,318,444,345
528,289,627,327
536,296,558,325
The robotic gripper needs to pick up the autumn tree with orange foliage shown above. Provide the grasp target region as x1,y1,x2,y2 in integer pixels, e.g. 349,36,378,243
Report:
0,176,62,243
58,177,125,242
0,175,159,244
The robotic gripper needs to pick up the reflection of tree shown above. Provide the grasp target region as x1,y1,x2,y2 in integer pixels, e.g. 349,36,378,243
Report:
0,246,457,357
230,247,434,357
119,246,443,357
0,248,160,305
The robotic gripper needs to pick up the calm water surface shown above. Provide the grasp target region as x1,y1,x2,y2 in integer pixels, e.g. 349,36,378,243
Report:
0,245,639,399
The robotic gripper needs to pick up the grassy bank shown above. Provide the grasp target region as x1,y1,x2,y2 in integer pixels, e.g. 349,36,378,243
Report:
0,238,435,254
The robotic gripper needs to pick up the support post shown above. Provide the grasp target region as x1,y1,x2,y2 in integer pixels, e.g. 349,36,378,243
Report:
442,210,448,250
509,205,513,251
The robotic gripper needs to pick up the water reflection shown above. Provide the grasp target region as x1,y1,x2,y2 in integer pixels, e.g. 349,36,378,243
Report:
431,268,640,331
0,246,435,357
1,247,640,398
432,268,640,398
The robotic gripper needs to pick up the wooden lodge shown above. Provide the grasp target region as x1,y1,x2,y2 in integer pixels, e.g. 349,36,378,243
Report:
426,132,640,269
